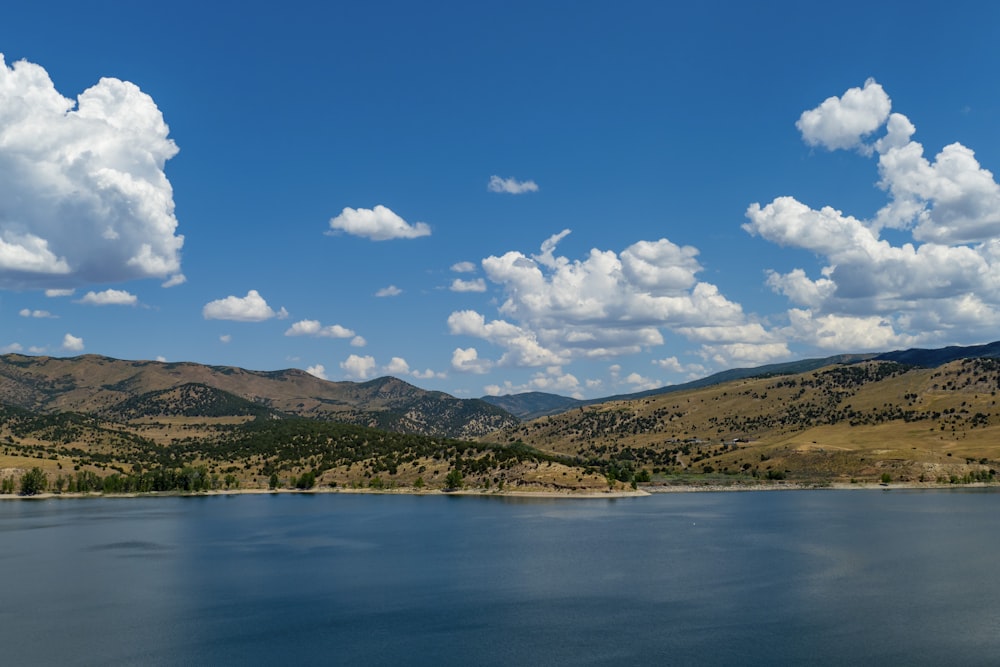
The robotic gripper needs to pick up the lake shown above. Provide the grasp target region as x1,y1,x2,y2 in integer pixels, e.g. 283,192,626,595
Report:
3,489,1000,665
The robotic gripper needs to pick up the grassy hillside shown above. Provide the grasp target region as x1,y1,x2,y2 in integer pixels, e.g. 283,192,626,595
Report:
4,353,1000,496
485,358,1000,486
0,407,613,495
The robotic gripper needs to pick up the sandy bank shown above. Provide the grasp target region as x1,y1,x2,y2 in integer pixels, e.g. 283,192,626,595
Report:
2,481,996,501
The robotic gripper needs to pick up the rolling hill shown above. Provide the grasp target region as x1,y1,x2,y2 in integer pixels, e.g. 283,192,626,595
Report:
483,356,1000,485
0,353,517,438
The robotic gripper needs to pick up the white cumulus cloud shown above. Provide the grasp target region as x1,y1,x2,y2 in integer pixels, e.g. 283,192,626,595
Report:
385,357,410,375
62,333,84,352
341,354,377,380
451,347,494,374
484,367,585,398
653,356,706,377
305,364,328,380
284,319,356,339
796,78,891,154
78,289,137,306
0,55,183,290
202,290,280,321
327,205,430,241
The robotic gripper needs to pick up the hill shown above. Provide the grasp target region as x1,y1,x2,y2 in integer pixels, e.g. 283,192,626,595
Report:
483,342,1000,421
0,354,612,495
482,353,876,419
483,357,1000,486
480,392,585,420
0,353,517,439
5,346,1000,495
874,340,1000,367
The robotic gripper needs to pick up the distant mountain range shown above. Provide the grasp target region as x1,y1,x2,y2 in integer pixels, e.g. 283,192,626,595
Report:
0,353,517,439
4,341,1000,433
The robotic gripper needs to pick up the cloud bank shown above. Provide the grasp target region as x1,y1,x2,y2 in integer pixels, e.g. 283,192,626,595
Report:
745,78,1000,351
449,230,786,372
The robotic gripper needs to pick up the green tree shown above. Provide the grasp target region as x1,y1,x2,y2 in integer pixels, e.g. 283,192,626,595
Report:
881,472,892,484
268,472,280,490
296,471,316,489
444,468,463,491
19,467,48,496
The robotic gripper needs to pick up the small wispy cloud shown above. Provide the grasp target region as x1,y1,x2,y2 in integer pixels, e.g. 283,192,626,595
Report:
19,308,57,318
450,278,487,293
488,175,539,195
375,285,402,297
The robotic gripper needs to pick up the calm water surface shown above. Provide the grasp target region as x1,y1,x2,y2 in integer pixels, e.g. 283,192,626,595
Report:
3,489,1000,665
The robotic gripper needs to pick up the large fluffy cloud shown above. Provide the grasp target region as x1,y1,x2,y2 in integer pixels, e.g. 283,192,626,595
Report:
745,79,1000,351
327,205,430,241
0,55,183,289
449,231,787,371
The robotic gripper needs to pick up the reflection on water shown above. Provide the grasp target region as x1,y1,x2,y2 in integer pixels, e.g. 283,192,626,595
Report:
3,489,1000,666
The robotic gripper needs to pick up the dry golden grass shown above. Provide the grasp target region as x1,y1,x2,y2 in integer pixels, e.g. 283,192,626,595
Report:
491,359,1000,483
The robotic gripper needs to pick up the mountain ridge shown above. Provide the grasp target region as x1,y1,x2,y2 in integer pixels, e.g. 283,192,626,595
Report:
0,353,517,439
482,342,1000,420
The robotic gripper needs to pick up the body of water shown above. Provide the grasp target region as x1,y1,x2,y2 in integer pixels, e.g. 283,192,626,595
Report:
3,489,999,665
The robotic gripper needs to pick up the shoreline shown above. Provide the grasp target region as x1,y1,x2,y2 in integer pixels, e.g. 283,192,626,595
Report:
2,481,997,501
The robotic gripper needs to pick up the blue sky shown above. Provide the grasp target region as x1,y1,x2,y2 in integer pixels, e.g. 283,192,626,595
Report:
1,1,999,399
